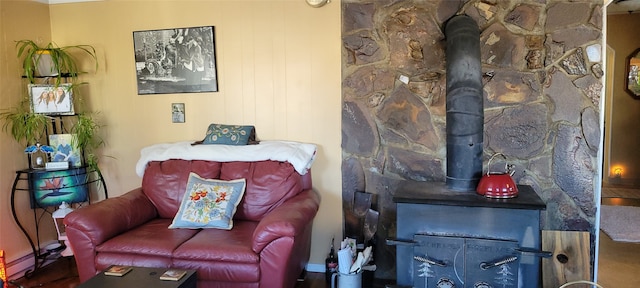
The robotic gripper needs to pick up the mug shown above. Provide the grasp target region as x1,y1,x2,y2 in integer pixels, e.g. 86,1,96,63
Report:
331,271,362,288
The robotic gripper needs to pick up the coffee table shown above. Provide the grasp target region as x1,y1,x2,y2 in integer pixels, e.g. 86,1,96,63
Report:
78,266,197,288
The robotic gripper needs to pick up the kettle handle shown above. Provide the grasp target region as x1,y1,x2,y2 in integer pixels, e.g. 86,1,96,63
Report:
487,153,515,176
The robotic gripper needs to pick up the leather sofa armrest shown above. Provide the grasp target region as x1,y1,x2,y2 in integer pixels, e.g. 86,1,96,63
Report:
65,188,158,282
65,188,158,247
252,188,321,253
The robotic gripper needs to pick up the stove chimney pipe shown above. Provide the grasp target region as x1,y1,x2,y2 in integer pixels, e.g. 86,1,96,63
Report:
444,15,483,191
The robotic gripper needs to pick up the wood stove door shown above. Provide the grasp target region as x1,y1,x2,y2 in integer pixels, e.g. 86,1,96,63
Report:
412,235,464,288
412,235,521,288
466,238,519,288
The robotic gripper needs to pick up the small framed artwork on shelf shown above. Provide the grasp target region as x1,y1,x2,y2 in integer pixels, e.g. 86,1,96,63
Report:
28,167,88,208
49,134,82,168
28,84,74,115
172,103,185,123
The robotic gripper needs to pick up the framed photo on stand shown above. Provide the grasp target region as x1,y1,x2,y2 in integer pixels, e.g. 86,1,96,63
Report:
49,134,82,168
28,84,74,115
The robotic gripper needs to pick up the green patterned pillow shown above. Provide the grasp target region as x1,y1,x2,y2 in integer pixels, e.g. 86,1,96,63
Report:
169,173,246,230
203,124,255,145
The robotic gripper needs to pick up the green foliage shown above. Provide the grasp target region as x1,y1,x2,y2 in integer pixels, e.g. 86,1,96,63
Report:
4,40,106,169
0,104,48,146
70,113,105,169
15,39,97,86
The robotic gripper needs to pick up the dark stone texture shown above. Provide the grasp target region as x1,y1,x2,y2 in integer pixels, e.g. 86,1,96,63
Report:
560,48,588,76
342,101,379,156
378,86,439,150
386,146,445,182
526,35,544,49
550,24,601,51
573,74,602,107
545,68,588,123
553,124,597,217
484,70,540,107
526,49,544,69
540,188,589,230
343,32,385,66
545,35,565,66
343,66,396,99
407,72,446,116
436,0,465,24
528,156,553,180
589,5,602,29
385,7,445,74
581,107,600,153
545,2,591,31
466,1,498,27
591,63,603,78
505,3,540,31
342,157,367,204
485,103,548,159
343,2,375,32
480,22,526,69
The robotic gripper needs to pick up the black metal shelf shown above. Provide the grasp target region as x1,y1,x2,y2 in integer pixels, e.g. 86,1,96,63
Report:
10,166,108,278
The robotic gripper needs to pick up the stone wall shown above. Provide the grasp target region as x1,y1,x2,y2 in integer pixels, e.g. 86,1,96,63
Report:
341,0,602,280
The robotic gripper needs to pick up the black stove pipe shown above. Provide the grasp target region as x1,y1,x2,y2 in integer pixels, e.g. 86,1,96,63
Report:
444,15,483,191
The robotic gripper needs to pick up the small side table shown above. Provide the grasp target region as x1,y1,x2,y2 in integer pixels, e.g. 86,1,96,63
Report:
78,267,197,288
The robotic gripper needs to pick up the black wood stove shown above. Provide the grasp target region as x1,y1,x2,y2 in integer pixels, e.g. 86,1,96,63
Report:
388,181,547,288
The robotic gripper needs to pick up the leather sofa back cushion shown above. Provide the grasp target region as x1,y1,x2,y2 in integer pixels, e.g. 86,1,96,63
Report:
142,159,303,221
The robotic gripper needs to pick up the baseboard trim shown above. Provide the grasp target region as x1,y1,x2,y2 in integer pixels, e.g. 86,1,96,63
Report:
6,253,34,280
6,241,60,280
306,263,325,273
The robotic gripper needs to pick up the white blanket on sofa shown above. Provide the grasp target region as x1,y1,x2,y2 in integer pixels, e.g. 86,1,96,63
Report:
136,140,317,177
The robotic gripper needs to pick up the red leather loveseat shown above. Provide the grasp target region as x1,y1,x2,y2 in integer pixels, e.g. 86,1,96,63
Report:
64,159,320,288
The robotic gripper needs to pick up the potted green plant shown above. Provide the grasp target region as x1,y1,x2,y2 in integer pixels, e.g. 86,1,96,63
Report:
15,39,97,86
0,101,48,146
3,40,104,170
70,112,105,169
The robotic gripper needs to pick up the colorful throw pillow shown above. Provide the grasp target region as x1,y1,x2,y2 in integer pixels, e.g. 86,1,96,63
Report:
169,173,246,230
201,124,256,145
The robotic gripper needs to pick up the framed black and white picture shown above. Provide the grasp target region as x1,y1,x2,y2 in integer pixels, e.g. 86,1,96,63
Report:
133,26,218,95
172,103,185,123
28,84,74,115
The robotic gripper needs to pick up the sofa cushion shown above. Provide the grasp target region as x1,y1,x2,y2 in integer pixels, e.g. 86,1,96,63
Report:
169,173,246,230
173,221,260,283
220,161,303,221
96,219,198,256
142,160,222,218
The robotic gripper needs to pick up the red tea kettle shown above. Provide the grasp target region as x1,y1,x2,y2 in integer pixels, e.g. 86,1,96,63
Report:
476,153,518,198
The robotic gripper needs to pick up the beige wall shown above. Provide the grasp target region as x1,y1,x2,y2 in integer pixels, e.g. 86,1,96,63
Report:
1,0,342,272
606,13,640,185
0,0,56,273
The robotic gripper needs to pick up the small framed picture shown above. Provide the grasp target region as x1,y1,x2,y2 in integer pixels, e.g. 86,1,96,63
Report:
28,84,74,115
172,103,185,123
49,134,82,168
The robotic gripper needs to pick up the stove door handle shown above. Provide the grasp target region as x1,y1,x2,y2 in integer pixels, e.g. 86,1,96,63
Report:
514,247,553,258
385,238,417,246
480,256,518,270
413,255,448,267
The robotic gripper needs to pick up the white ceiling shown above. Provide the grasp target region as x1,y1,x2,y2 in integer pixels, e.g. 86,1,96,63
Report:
608,0,640,14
